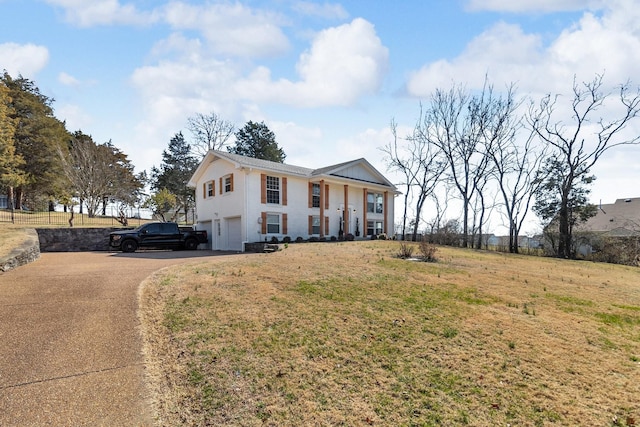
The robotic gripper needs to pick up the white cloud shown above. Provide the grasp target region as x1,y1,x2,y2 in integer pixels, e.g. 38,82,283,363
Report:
465,0,605,13
161,1,290,58
44,0,158,27
406,2,640,97
56,103,93,131
269,120,324,162
0,43,49,78
236,18,389,107
58,71,81,86
292,1,349,20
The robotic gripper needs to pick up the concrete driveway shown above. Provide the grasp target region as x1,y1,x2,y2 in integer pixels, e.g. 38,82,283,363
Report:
0,250,238,426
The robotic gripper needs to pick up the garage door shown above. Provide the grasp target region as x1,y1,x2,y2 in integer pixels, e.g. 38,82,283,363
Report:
227,217,242,251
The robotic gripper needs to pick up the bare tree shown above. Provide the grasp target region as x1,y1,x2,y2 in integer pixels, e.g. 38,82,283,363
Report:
483,86,549,253
489,127,549,253
381,120,416,240
187,112,235,157
382,115,445,241
58,131,143,218
529,74,640,258
421,82,503,247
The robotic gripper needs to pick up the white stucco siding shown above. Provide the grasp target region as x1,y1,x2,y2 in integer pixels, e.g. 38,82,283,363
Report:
195,158,246,250
192,154,397,249
246,172,316,241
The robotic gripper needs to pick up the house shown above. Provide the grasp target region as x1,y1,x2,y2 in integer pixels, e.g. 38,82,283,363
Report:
188,151,399,251
577,198,640,237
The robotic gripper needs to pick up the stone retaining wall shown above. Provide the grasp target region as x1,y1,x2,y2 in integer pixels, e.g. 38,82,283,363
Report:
36,227,124,252
0,229,41,272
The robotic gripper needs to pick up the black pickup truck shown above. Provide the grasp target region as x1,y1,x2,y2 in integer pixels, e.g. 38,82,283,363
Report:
109,222,208,253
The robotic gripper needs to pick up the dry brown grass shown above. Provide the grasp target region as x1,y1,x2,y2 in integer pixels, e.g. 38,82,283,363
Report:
139,241,640,426
0,227,33,259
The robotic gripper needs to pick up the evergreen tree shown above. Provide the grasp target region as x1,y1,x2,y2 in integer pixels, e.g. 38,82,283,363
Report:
228,121,286,163
533,157,597,258
150,132,199,221
1,72,68,208
0,81,28,210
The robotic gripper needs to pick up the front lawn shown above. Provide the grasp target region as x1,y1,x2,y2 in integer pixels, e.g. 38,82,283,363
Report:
140,241,640,426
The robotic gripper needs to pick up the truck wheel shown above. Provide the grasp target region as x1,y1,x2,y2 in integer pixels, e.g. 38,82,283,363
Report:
121,239,138,253
184,238,198,250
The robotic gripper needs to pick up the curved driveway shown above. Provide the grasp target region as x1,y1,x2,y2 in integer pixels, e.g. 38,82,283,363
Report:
0,250,237,426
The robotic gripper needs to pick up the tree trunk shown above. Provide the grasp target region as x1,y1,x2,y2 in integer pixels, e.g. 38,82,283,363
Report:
558,201,570,258
14,187,24,211
462,198,469,248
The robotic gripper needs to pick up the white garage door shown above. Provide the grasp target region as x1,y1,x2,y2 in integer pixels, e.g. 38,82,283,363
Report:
227,217,242,251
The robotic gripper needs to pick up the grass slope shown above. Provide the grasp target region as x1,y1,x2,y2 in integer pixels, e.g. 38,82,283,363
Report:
140,241,640,426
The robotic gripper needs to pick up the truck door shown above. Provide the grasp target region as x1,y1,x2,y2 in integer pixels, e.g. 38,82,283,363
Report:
160,223,180,245
140,223,162,246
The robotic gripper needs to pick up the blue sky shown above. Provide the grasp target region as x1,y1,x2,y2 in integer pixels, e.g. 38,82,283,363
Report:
2,0,640,233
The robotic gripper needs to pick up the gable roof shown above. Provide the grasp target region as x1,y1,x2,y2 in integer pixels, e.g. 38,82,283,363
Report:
189,150,398,191
577,197,640,235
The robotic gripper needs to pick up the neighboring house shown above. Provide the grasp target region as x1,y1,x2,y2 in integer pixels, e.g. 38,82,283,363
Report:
570,197,640,256
188,151,399,251
577,198,640,237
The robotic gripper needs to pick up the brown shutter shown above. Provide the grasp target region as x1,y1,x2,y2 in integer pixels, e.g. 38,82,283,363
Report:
261,174,266,204
308,215,313,235
230,173,234,192
324,217,329,236
212,180,215,197
282,177,288,206
282,213,288,234
219,177,223,195
203,183,206,198
308,182,313,208
261,211,267,234
324,183,329,209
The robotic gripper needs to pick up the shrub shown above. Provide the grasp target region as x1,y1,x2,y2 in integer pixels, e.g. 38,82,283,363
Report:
282,236,291,243
377,233,388,240
295,236,305,243
396,242,415,259
346,233,355,241
330,236,337,241
309,236,319,242
319,236,327,242
270,236,279,244
418,238,438,262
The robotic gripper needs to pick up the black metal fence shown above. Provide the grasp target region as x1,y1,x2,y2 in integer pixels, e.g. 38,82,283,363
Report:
1,201,196,227
0,207,147,227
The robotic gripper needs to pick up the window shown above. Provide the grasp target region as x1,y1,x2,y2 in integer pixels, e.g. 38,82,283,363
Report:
311,215,320,234
160,223,177,234
266,176,280,204
145,223,161,234
224,174,233,193
312,183,320,208
367,192,383,214
367,220,383,236
266,213,280,234
207,181,214,197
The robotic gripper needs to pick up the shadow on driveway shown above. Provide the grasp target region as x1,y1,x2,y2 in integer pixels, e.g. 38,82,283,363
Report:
107,249,242,260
